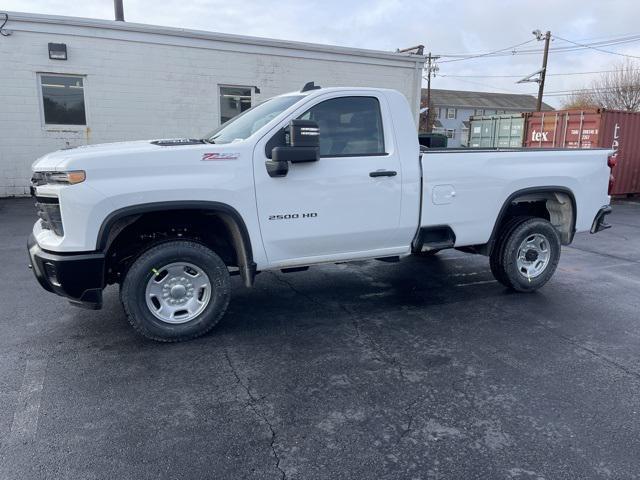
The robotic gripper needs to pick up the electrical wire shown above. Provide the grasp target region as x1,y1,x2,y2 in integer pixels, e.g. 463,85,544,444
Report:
540,85,640,98
437,38,537,63
435,33,640,62
552,34,640,59
1,12,11,37
439,69,640,79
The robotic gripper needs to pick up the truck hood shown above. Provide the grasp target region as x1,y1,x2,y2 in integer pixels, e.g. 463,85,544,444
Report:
32,139,207,171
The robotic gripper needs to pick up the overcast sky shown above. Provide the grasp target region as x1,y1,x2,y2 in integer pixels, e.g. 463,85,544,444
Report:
4,0,640,107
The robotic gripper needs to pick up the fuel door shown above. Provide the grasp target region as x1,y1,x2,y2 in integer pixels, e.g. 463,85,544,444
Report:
432,184,457,205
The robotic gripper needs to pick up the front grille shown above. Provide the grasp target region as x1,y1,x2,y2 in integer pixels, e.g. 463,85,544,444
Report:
34,196,64,236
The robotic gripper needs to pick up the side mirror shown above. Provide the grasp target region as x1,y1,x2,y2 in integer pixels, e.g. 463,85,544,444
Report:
290,119,319,148
272,146,319,163
266,119,320,177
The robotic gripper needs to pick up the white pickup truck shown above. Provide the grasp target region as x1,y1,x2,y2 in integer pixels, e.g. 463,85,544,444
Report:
28,83,613,341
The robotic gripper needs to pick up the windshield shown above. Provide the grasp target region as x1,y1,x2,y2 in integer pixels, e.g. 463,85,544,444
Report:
204,95,305,144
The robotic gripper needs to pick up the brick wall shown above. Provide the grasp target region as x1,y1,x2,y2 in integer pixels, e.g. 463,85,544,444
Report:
0,18,421,196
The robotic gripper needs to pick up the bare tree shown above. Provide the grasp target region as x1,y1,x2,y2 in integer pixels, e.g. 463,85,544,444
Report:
570,60,640,111
562,90,598,110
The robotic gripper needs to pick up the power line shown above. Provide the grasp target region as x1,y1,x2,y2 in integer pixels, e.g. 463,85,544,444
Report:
439,69,640,79
436,38,537,63
434,33,640,63
552,34,640,59
542,85,640,97
436,33,640,57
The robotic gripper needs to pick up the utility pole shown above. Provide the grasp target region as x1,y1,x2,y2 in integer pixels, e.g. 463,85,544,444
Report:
114,0,125,21
536,30,551,111
424,52,440,132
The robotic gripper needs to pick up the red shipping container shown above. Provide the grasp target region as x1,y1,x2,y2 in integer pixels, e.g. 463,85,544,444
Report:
524,109,640,196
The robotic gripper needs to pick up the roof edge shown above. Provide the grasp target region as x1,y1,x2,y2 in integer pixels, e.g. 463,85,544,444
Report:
2,11,427,64
422,88,553,111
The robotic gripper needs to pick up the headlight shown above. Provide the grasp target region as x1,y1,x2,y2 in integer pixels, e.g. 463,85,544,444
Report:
31,170,86,185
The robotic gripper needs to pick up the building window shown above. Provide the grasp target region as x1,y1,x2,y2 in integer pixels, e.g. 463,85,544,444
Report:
435,107,441,118
300,96,385,157
445,129,455,139
219,86,253,125
474,109,484,116
39,74,86,126
484,109,496,115
447,108,456,119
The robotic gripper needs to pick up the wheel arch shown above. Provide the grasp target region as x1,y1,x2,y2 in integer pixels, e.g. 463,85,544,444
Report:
487,186,577,254
97,201,256,287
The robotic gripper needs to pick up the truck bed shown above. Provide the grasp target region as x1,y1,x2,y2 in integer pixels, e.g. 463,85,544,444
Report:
419,147,612,248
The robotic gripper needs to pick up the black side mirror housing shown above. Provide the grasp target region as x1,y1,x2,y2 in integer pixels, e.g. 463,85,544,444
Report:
272,146,319,164
266,119,320,177
290,119,320,148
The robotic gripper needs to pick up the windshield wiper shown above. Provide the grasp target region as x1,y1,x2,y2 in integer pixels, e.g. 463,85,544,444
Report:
202,138,215,144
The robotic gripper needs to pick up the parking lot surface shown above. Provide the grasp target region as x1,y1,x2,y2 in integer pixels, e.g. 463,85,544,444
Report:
1,197,639,480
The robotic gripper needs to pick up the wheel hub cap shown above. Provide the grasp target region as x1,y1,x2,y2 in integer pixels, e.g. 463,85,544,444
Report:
516,234,551,279
170,284,187,299
145,262,211,324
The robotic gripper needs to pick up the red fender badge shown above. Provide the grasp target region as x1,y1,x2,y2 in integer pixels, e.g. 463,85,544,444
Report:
202,152,239,161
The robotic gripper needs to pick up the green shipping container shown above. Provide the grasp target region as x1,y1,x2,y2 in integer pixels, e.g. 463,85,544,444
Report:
468,114,525,148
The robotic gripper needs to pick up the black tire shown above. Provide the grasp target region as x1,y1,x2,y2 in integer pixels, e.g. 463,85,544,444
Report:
121,240,231,342
489,216,532,286
492,218,561,292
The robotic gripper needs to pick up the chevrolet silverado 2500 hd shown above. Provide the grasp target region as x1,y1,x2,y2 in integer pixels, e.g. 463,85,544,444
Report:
28,84,613,341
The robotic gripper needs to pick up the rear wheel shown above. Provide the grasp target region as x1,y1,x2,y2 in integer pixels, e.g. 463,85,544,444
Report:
490,217,561,292
490,216,531,285
121,240,230,342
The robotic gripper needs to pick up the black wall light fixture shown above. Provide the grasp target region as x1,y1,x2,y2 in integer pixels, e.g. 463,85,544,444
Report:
48,43,67,60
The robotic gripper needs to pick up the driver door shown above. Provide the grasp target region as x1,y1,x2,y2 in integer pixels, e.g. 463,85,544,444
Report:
253,93,403,266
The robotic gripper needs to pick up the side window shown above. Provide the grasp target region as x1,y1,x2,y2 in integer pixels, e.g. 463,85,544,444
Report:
39,74,87,126
300,96,386,157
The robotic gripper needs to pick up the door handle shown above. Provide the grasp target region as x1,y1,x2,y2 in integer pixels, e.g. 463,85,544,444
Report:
369,170,397,178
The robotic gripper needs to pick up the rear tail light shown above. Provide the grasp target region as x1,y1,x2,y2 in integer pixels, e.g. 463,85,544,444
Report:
607,155,617,194
609,174,615,194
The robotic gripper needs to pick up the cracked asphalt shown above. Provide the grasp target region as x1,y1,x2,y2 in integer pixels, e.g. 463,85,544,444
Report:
1,197,640,480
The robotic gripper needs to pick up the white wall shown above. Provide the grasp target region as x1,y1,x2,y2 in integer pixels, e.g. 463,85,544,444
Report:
0,13,423,196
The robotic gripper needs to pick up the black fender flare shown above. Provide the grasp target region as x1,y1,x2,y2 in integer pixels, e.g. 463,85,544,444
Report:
96,201,256,287
487,186,577,254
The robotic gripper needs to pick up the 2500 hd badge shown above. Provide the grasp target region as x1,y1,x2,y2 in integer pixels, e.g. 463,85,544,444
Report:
268,212,318,220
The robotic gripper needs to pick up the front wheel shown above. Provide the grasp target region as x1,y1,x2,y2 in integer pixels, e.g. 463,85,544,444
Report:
121,240,231,342
490,218,561,292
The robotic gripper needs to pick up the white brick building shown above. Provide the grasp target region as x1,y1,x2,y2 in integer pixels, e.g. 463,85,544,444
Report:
0,12,425,196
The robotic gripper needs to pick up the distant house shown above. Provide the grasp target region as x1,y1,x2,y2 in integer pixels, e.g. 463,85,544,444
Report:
420,89,554,147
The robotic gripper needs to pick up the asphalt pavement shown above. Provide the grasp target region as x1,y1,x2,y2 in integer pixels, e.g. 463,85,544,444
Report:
1,197,639,480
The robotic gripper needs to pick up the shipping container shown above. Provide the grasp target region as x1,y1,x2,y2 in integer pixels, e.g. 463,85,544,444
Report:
468,114,525,148
523,109,640,196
